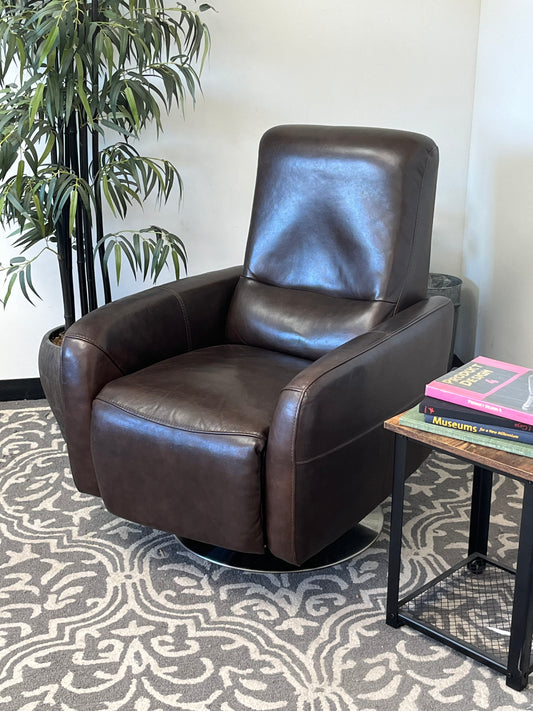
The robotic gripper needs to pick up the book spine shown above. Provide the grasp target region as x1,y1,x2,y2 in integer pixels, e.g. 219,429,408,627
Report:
424,384,533,427
400,407,533,459
424,414,533,445
419,398,533,432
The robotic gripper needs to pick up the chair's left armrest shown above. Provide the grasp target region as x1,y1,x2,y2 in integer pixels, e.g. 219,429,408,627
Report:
61,265,241,495
63,266,242,376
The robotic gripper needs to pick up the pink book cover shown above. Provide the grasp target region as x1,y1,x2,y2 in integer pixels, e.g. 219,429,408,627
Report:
425,356,533,427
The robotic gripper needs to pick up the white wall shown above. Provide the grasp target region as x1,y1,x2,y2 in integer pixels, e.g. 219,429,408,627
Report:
1,0,481,378
461,0,533,366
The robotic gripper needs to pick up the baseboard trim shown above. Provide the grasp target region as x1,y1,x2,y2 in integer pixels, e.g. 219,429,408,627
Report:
0,378,45,401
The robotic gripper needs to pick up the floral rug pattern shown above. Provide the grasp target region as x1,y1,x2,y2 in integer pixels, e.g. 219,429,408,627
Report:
0,403,530,710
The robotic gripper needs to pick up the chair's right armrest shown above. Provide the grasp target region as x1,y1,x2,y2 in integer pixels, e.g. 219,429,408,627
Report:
266,295,453,564
61,265,241,495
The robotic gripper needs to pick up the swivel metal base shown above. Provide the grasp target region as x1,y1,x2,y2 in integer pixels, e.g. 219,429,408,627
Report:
178,506,383,573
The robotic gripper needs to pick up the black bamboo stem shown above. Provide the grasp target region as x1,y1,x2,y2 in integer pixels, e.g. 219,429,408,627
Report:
91,128,111,304
53,121,76,330
91,0,112,304
67,113,89,317
76,0,98,312
79,113,98,311
57,214,76,330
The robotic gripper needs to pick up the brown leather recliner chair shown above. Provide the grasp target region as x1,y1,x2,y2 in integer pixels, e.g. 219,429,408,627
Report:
61,125,454,566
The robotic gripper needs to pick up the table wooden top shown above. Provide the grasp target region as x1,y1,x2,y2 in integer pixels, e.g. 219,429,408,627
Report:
385,412,533,483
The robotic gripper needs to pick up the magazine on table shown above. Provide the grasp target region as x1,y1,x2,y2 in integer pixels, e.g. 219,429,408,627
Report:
399,406,533,459
425,356,533,427
419,396,533,433
421,412,533,445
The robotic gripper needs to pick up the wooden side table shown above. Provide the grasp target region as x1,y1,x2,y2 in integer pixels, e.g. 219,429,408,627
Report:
384,412,533,691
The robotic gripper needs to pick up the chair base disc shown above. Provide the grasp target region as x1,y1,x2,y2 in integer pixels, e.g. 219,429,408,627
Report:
177,506,384,573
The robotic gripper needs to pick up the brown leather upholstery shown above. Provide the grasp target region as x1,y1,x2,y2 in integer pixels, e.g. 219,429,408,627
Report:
226,125,439,358
60,125,454,565
92,345,310,552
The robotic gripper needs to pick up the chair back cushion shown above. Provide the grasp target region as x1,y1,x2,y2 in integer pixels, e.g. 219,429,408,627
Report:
226,125,438,360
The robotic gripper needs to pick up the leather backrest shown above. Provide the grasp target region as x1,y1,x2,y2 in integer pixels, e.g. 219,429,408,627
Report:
226,125,439,360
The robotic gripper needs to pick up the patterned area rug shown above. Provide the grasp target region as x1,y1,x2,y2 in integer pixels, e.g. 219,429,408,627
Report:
1,401,532,711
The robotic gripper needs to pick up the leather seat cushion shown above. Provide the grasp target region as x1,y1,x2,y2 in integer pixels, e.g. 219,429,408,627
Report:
90,344,311,553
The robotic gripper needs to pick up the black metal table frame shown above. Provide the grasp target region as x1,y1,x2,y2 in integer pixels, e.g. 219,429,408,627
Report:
386,433,533,691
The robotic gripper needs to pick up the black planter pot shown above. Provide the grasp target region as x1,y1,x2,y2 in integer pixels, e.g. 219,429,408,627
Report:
427,273,463,370
38,326,67,438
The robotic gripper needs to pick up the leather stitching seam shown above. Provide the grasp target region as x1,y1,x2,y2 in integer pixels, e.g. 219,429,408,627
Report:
281,386,306,564
162,286,193,351
94,397,267,444
63,335,125,376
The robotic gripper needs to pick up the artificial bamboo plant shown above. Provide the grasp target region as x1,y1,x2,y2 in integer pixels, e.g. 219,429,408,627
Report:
0,0,211,329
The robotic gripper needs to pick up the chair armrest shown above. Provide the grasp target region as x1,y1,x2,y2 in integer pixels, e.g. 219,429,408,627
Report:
63,265,242,375
266,295,454,563
271,295,453,459
61,265,241,495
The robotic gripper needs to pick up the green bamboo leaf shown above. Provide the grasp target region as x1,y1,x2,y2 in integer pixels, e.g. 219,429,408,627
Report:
16,36,26,84
6,192,27,219
124,85,140,128
28,82,45,127
101,174,117,217
18,269,34,304
68,189,78,237
53,177,76,219
169,235,187,262
59,46,76,78
119,237,136,275
25,262,40,300
102,239,115,278
38,133,56,167
65,75,75,121
118,25,129,64
32,194,43,225
133,232,141,268
142,239,151,280
107,177,128,216
3,33,18,80
114,242,122,282
150,234,162,275
156,244,170,280
38,25,59,66
2,272,18,307
15,160,25,196
171,249,181,279
43,69,58,121
103,35,115,76
99,118,134,138
75,55,93,125
45,175,57,214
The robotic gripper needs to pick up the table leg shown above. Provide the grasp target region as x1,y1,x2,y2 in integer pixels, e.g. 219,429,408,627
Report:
386,433,407,629
507,480,533,691
467,466,493,572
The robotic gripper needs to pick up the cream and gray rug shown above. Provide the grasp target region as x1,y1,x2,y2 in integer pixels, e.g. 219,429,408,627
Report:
0,401,531,710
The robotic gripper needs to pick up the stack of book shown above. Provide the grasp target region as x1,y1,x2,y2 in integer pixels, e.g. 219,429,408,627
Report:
400,356,533,458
